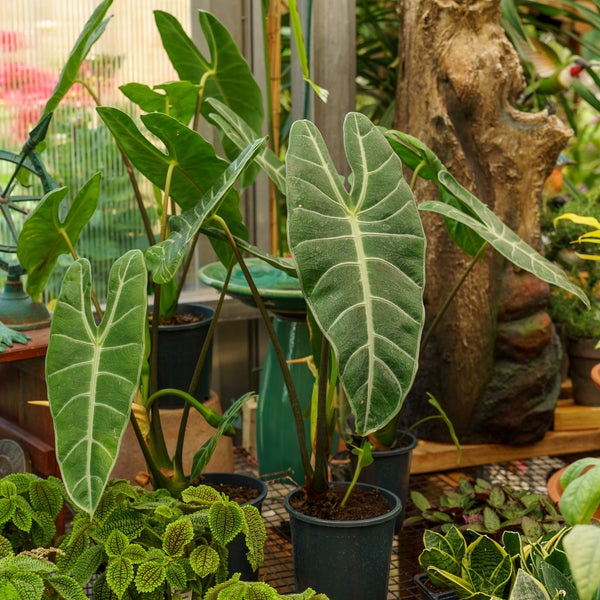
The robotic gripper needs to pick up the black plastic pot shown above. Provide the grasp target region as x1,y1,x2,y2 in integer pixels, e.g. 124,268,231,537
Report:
284,482,401,600
154,303,215,408
350,430,417,531
414,573,459,600
200,472,268,581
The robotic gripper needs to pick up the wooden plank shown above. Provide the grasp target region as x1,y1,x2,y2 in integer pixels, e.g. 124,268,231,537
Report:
0,415,58,477
411,429,600,474
0,326,50,363
554,400,600,431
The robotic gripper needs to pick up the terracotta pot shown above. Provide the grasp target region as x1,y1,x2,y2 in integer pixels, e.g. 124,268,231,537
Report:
591,362,600,392
547,465,600,520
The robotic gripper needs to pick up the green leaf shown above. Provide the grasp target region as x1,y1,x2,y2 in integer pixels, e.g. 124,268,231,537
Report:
106,556,134,598
422,170,590,309
411,490,432,512
181,485,223,505
206,98,286,192
482,506,502,533
286,113,426,436
189,545,221,578
154,10,263,187
240,504,266,571
163,518,194,557
564,525,600,600
48,575,89,600
166,561,188,591
43,0,113,116
540,561,579,600
29,479,63,519
508,569,551,600
209,501,243,547
106,530,130,557
6,572,44,600
191,393,255,480
0,498,15,524
72,544,105,586
560,463,600,525
46,250,148,516
135,561,166,594
120,80,201,125
145,137,266,284
17,173,101,300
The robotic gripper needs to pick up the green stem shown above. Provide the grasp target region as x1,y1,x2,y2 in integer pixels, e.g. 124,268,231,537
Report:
171,260,235,480
420,241,489,355
192,70,212,131
175,230,201,304
410,160,426,192
77,78,155,247
60,230,103,319
312,335,330,493
340,438,370,507
213,214,314,485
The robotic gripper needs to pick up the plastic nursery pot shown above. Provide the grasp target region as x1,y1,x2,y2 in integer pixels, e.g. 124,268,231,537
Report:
200,472,268,581
152,303,215,409
284,482,401,600
350,430,418,531
414,573,459,600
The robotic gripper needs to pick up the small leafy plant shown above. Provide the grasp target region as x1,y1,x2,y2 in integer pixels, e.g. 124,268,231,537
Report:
419,525,576,600
409,477,565,540
0,473,267,599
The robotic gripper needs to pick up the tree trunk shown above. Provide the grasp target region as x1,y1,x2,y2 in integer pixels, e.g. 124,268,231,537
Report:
395,0,572,443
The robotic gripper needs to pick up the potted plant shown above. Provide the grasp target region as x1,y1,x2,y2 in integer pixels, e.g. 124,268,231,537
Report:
0,471,267,599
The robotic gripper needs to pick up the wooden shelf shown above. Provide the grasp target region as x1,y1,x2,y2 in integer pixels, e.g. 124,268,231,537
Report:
0,326,50,363
411,429,600,474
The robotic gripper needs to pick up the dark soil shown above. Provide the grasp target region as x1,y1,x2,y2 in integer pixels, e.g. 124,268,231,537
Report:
148,312,204,326
290,485,392,521
202,481,260,505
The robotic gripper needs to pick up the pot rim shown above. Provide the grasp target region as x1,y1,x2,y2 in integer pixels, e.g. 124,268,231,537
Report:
284,481,402,527
349,429,418,457
199,472,268,506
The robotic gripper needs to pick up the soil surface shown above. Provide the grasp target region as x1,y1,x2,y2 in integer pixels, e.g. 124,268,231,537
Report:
289,485,392,521
202,481,260,505
149,312,204,326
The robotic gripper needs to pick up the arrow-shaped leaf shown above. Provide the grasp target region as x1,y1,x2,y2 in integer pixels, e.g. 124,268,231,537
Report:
46,250,147,516
17,173,102,300
154,10,263,188
145,137,266,283
287,113,426,436
421,169,590,309
564,525,600,600
43,0,113,116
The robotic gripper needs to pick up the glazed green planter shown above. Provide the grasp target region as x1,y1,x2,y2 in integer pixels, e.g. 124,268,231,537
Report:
199,259,314,483
284,483,401,600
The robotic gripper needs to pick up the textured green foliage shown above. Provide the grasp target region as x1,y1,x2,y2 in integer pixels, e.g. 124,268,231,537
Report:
240,505,266,571
287,113,426,436
163,518,194,557
46,250,148,516
15,479,267,599
408,476,564,540
209,502,243,548
190,545,220,578
204,575,330,600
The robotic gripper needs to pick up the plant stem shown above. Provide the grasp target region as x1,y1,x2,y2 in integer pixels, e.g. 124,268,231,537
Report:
410,160,426,191
172,259,235,480
420,241,488,355
192,70,212,131
60,230,104,319
175,230,201,303
76,78,155,247
312,335,330,493
213,214,314,485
